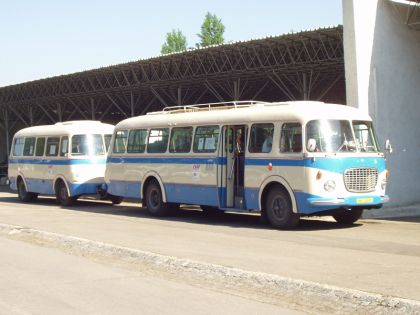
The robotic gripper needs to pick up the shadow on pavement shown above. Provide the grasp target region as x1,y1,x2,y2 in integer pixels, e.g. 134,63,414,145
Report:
373,216,420,223
0,194,361,232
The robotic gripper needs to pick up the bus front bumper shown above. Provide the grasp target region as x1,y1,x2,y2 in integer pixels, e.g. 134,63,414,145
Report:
308,195,390,207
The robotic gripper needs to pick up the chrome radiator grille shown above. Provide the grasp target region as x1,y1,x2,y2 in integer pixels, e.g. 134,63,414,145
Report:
344,168,378,192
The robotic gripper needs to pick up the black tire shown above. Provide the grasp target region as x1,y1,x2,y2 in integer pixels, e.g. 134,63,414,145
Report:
17,179,38,202
109,195,124,205
265,188,299,229
145,181,170,217
200,205,223,215
333,208,363,225
55,180,77,206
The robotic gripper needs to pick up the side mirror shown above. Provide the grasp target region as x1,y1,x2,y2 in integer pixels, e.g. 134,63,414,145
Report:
385,139,393,153
307,138,317,152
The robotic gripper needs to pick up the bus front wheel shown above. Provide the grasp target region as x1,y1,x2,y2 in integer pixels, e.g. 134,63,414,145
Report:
17,179,38,202
333,208,363,225
145,181,170,217
55,181,77,207
266,188,299,229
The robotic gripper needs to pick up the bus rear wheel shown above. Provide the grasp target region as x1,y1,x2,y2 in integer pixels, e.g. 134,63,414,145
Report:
266,188,299,229
145,181,170,217
17,179,38,202
333,208,363,225
55,181,77,207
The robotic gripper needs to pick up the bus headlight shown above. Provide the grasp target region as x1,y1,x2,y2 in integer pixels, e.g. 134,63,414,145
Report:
324,180,336,192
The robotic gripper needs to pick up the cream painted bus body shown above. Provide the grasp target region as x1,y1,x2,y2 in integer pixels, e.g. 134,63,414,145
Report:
105,101,389,223
8,121,114,199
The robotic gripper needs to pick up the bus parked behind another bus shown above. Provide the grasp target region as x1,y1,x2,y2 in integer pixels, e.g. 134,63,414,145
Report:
8,120,120,206
105,101,390,229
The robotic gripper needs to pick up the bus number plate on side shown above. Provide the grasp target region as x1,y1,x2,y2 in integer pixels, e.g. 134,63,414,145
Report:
356,197,373,204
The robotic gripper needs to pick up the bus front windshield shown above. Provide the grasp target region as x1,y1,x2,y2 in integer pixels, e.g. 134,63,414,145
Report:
306,120,380,153
71,134,105,156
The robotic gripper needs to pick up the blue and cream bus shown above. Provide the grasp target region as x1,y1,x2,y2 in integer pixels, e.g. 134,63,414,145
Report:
105,101,389,229
8,121,120,206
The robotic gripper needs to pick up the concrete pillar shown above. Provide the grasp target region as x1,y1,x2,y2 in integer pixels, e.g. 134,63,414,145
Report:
343,0,420,209
343,0,379,113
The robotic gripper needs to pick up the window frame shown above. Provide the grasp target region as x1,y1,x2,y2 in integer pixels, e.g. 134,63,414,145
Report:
12,137,25,157
147,128,169,154
35,137,46,157
127,129,148,154
169,126,193,153
23,137,36,157
192,125,220,154
45,137,61,157
112,130,129,154
280,122,303,154
60,136,69,157
248,123,274,154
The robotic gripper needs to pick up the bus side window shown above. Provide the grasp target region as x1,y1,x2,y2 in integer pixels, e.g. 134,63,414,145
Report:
35,137,46,157
193,126,220,153
46,137,60,157
23,137,36,156
13,138,25,157
60,136,69,157
113,130,128,154
147,129,169,153
127,129,147,153
249,123,274,153
280,123,302,153
169,127,193,153
104,134,112,152
72,135,89,155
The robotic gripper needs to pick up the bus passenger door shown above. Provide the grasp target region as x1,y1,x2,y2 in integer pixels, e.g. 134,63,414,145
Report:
219,125,246,209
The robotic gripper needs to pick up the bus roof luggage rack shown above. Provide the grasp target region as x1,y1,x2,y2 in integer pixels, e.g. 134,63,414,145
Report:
147,100,270,115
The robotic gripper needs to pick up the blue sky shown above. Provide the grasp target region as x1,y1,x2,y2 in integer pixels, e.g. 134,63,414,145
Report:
0,0,342,87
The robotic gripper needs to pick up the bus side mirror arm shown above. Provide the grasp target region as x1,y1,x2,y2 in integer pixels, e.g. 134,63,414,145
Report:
385,139,393,153
307,138,316,152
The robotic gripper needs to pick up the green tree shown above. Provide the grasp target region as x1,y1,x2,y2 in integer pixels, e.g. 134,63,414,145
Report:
197,12,225,48
161,29,187,54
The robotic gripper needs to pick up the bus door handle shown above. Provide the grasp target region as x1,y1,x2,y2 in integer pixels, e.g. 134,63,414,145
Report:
228,157,235,180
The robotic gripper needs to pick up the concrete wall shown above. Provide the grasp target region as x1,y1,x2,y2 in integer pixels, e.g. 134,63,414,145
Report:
344,0,420,209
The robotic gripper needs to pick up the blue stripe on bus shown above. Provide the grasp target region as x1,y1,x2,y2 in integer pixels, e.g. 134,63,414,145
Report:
107,180,141,198
70,183,102,196
303,157,386,173
107,156,224,165
246,157,385,173
107,156,385,173
245,159,304,167
165,183,219,206
8,158,107,165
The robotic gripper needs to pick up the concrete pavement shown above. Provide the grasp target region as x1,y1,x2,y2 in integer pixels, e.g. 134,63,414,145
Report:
1,191,420,313
0,237,300,315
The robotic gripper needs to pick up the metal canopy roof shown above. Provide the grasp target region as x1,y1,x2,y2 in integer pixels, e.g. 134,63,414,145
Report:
0,25,344,158
390,0,420,30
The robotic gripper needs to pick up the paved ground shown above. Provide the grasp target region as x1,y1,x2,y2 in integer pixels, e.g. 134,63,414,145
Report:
0,237,301,315
0,191,420,307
